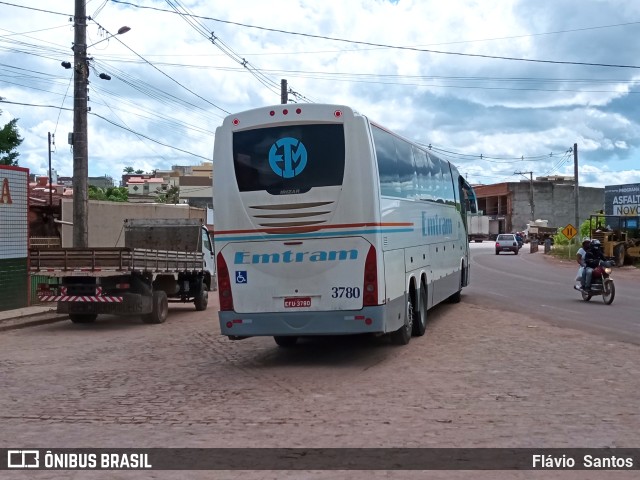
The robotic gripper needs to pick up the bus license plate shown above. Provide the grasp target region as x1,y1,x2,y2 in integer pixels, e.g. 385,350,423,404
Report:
284,297,312,308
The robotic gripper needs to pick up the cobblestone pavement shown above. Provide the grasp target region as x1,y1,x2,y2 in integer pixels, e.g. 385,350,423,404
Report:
1,291,639,479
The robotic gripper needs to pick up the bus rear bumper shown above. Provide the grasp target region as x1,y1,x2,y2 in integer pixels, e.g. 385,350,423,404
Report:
219,306,387,337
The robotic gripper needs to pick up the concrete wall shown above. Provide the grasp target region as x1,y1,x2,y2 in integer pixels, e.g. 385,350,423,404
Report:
61,200,206,247
510,182,604,231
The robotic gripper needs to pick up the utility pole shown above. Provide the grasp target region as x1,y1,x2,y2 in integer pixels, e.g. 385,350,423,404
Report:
280,79,288,104
72,0,89,247
574,143,579,237
515,170,535,220
48,132,53,207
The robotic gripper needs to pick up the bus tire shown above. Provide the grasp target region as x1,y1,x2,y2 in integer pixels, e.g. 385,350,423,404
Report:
274,336,298,347
448,272,462,304
69,314,97,324
142,291,168,324
448,290,461,304
391,298,413,345
412,283,427,337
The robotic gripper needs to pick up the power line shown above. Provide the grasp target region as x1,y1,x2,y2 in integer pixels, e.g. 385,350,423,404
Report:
420,144,573,163
111,0,640,70
91,112,211,161
89,84,173,165
90,18,230,115
0,98,210,161
53,72,73,136
0,98,73,110
163,0,281,98
0,1,69,16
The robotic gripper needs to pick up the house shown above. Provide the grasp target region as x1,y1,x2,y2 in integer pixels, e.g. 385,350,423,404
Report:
474,177,604,234
126,176,168,198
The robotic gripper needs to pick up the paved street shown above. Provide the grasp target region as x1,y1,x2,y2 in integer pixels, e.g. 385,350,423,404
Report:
1,251,640,479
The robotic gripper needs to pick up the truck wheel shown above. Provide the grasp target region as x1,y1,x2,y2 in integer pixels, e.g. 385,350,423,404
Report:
69,314,97,324
194,288,208,311
142,291,168,324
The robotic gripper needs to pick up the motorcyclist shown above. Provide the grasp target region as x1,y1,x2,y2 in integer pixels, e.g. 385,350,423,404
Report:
582,239,606,290
574,238,590,290
515,232,524,249
576,238,590,266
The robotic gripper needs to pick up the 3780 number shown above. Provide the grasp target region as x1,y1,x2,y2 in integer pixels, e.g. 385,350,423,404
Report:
331,287,361,298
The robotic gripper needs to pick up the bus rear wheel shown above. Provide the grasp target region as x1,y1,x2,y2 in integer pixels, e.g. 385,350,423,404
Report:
391,297,413,345
274,336,298,347
412,283,427,337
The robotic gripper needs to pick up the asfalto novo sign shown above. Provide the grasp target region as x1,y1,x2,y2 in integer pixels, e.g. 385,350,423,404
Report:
604,183,640,216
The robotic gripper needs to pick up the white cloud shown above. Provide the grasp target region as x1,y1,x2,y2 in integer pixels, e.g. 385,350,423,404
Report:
1,0,639,188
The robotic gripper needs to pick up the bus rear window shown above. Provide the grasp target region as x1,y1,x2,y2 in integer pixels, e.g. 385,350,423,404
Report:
233,124,345,195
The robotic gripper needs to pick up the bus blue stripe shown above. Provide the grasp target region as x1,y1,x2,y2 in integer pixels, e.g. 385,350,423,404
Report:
215,228,414,242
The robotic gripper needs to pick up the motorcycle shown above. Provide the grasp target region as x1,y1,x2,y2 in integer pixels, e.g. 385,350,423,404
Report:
574,259,616,305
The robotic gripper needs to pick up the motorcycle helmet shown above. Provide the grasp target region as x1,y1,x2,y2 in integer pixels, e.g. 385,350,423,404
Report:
591,239,601,247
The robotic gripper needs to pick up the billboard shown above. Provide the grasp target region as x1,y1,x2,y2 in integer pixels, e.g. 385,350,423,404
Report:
604,183,640,216
0,166,29,311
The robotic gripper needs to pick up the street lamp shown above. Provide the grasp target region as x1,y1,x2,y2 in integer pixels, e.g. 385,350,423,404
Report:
70,13,130,248
87,26,131,49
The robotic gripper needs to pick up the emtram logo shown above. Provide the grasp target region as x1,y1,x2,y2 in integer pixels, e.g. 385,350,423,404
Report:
269,137,308,178
422,213,453,237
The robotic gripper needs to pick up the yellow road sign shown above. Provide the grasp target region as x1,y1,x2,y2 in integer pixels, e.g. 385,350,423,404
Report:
562,223,578,240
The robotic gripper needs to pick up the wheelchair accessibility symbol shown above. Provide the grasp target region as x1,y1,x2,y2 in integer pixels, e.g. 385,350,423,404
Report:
235,271,247,284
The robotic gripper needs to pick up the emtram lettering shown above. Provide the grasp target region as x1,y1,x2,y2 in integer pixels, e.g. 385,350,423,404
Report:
234,249,358,264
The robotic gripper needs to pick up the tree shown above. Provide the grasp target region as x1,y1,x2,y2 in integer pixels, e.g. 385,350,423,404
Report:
88,186,128,202
155,185,180,204
0,110,23,166
553,216,604,246
134,169,144,174
123,166,135,174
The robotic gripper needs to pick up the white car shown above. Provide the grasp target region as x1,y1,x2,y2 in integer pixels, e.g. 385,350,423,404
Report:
495,234,519,255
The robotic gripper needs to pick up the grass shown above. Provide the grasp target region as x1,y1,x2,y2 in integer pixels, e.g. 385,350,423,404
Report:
549,244,640,268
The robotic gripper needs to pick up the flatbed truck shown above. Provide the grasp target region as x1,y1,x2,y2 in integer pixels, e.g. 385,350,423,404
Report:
30,218,215,324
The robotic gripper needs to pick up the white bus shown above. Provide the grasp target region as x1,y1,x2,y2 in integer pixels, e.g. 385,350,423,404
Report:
213,104,477,346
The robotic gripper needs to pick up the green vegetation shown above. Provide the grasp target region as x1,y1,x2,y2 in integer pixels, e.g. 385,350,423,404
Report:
550,216,640,268
0,104,23,166
155,185,180,204
88,186,128,202
550,217,601,259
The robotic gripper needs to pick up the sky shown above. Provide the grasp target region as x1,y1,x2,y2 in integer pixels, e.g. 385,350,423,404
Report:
1,0,640,189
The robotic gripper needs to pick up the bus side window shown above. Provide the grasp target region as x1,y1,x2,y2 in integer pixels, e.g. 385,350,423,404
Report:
372,126,399,197
394,137,414,198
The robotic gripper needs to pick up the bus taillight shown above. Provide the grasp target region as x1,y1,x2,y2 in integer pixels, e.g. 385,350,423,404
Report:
363,246,378,306
216,252,234,311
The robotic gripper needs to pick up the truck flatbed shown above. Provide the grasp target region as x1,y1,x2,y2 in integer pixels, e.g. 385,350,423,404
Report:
30,247,204,276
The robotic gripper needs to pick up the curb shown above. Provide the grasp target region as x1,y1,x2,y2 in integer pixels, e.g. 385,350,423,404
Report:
0,312,69,332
